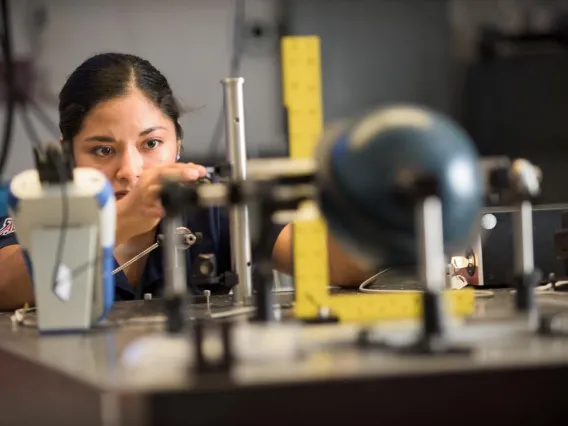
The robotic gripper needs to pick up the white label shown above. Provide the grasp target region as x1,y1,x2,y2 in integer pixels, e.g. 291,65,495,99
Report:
54,263,72,302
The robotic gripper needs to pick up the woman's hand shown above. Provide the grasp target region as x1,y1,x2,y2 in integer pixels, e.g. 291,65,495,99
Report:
115,163,207,245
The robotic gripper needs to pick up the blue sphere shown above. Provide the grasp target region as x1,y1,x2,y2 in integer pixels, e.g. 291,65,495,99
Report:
316,105,484,267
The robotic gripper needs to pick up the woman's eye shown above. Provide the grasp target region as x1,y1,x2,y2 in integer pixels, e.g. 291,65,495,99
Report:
92,146,113,157
144,139,162,149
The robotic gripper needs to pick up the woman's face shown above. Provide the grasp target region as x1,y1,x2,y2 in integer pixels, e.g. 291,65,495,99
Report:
72,88,179,200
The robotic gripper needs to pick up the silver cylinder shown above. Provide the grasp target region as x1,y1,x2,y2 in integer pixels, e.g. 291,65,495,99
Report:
416,196,446,292
221,77,253,305
164,215,188,298
513,200,534,276
473,232,485,286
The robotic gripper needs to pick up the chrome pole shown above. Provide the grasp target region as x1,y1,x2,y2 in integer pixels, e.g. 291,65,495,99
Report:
221,77,253,305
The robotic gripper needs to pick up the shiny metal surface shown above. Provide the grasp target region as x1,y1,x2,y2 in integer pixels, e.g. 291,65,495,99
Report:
416,196,446,292
163,216,187,297
2,290,568,425
113,228,198,276
113,242,160,276
510,158,542,199
514,201,535,275
221,77,253,306
0,290,566,388
474,232,485,285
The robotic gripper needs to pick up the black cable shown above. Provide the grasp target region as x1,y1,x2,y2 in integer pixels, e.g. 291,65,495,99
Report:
19,103,43,150
0,0,70,299
45,146,69,298
21,109,70,296
18,103,70,295
19,80,131,290
1,0,124,304
0,0,16,180
26,96,60,136
206,0,246,159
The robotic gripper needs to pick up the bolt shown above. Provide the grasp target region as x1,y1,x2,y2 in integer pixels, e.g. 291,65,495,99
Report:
186,234,197,245
204,290,212,313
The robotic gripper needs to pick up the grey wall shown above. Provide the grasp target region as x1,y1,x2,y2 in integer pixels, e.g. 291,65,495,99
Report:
450,0,568,204
1,0,285,179
3,0,568,180
284,0,454,121
284,0,568,123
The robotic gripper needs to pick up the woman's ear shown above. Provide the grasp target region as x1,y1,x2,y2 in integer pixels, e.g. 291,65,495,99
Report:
176,141,183,161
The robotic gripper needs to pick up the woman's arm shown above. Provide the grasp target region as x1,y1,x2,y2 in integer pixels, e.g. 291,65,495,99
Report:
0,217,34,310
0,245,34,310
272,224,372,287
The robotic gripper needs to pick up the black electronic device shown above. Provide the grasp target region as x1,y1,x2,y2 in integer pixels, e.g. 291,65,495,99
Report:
482,208,566,286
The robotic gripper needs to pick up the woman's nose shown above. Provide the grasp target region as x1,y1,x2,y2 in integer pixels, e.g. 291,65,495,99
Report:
115,146,143,185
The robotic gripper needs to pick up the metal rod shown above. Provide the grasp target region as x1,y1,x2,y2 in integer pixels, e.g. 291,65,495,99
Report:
112,227,198,276
416,196,446,292
112,243,159,275
413,195,450,342
473,233,484,286
221,77,253,306
164,215,188,298
513,201,534,276
513,200,537,318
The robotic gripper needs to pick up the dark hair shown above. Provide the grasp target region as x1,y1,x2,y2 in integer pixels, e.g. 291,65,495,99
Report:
58,53,183,143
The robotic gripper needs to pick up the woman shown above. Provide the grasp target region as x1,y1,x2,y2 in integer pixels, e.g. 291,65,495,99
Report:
0,53,370,310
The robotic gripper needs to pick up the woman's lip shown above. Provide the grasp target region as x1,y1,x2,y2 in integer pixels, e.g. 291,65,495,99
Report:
115,192,127,200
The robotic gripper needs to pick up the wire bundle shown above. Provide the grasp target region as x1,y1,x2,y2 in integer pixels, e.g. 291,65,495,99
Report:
0,0,70,300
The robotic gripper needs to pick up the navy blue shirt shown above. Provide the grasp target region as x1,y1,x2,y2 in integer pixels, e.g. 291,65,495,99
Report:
0,208,284,301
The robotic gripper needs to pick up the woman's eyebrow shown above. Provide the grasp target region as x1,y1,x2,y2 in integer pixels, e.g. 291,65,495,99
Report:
84,135,116,143
139,126,166,136
83,127,166,142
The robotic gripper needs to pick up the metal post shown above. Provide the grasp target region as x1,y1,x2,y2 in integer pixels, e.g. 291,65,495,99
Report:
513,201,534,277
473,233,484,286
164,216,188,297
415,195,448,341
221,78,253,305
513,200,537,317
416,196,446,293
163,214,187,332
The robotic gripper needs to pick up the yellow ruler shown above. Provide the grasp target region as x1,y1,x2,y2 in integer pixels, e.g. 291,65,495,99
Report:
281,35,474,323
282,36,330,308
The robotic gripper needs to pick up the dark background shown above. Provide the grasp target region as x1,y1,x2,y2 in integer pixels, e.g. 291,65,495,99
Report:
283,1,568,206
